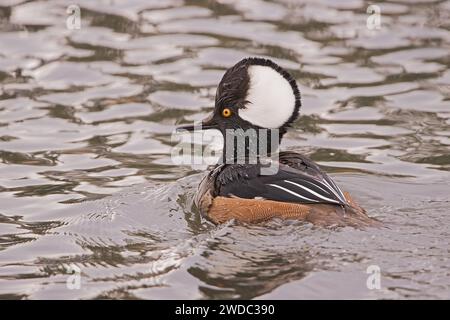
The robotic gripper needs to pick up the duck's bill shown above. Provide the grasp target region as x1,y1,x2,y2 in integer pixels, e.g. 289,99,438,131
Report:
176,114,218,132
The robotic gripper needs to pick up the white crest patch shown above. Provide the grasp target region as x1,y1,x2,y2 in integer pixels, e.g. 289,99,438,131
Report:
238,65,295,129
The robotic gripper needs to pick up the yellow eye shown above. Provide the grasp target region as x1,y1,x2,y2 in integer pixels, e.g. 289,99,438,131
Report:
222,108,232,118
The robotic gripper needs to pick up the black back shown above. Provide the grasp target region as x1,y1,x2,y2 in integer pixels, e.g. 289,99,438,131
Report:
197,152,348,209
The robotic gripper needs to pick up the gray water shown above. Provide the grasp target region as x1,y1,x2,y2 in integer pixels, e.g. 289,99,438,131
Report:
0,0,449,299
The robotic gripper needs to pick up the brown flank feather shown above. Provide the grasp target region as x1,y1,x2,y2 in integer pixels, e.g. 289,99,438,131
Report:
207,192,381,228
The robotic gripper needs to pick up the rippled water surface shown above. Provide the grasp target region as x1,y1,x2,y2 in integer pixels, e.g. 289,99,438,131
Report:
0,0,449,299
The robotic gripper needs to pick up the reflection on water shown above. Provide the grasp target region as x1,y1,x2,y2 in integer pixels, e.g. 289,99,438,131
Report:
0,0,449,299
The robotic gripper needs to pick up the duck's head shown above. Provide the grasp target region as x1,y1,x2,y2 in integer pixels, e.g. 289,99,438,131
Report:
178,57,301,140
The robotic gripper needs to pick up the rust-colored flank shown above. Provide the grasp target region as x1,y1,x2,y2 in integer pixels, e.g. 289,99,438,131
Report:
207,192,380,228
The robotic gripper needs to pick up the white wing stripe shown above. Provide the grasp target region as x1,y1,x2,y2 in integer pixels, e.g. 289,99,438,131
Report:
302,179,334,197
320,179,346,203
284,180,340,204
267,184,319,203
311,178,340,199
329,178,346,199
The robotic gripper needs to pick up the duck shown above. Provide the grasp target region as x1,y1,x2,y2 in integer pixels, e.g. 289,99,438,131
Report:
177,57,379,228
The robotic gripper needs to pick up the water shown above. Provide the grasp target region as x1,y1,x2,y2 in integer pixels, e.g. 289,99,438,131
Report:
0,0,449,299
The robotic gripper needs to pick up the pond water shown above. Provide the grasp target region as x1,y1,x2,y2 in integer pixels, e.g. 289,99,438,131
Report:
0,0,449,299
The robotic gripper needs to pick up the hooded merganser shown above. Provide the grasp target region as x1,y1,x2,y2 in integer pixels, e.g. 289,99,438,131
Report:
178,57,379,227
